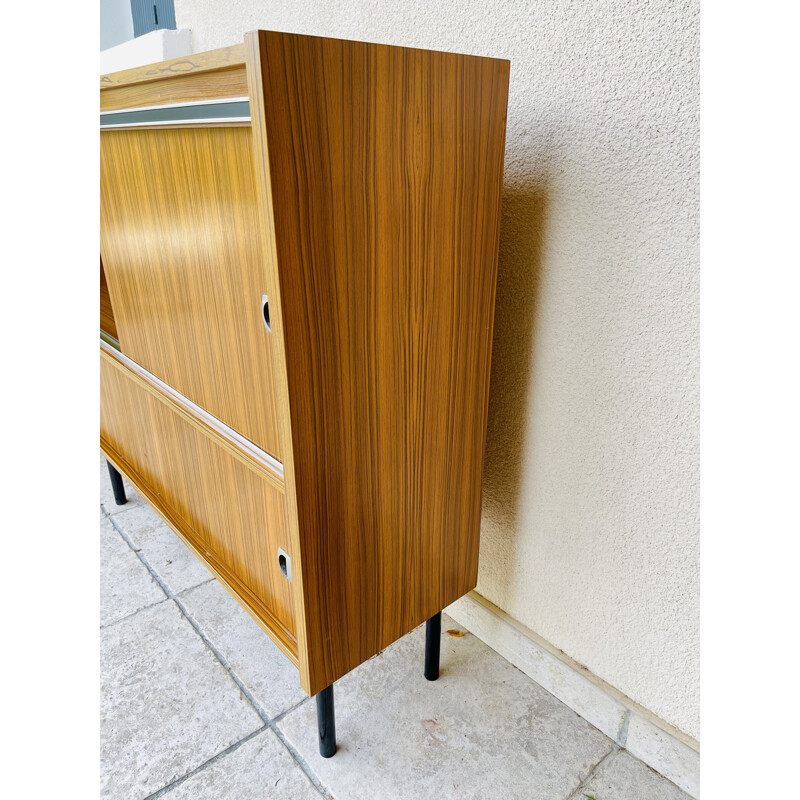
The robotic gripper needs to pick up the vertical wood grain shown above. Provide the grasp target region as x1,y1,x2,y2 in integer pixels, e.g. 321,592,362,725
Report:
252,31,510,693
245,31,314,693
100,126,282,459
100,344,297,659
100,32,510,695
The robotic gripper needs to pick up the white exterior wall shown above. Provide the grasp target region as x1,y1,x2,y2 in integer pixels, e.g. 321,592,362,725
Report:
99,28,192,75
174,0,700,741
100,0,134,51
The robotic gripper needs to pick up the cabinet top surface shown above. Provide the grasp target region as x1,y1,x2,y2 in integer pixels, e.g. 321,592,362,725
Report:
99,31,509,91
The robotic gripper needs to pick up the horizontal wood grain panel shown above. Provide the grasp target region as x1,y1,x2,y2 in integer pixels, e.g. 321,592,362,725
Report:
100,68,247,111
247,31,509,693
101,44,246,89
100,343,297,660
100,125,282,459
100,44,247,111
100,67,248,112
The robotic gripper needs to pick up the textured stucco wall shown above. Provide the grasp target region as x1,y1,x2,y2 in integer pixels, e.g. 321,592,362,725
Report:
175,0,700,740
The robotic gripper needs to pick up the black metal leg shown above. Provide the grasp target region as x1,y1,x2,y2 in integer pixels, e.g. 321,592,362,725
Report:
316,684,336,758
424,611,442,681
106,461,127,506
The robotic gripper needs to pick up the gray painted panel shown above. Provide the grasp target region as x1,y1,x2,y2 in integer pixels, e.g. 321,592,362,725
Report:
100,101,250,128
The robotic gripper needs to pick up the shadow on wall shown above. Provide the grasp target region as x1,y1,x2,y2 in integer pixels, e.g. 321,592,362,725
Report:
482,187,547,544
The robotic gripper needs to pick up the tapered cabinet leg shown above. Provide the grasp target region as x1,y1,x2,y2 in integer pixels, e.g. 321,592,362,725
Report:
424,611,442,681
316,684,336,758
106,460,127,506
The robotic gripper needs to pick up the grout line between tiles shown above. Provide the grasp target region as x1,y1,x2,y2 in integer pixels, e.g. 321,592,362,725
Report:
142,725,269,800
618,708,632,746
565,745,618,800
270,694,311,726
103,496,691,800
270,722,333,799
175,577,216,596
106,512,271,723
173,593,272,724
100,597,170,630
104,503,330,797
101,494,142,514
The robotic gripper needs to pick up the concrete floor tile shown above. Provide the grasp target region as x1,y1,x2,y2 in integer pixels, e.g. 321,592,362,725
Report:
100,454,147,515
577,749,693,800
113,504,213,594
277,615,613,800
159,729,322,800
180,580,308,718
447,594,628,742
101,601,264,800
100,517,165,627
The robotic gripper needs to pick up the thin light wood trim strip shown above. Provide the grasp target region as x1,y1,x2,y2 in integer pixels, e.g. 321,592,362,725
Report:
244,30,313,692
100,44,246,89
101,445,299,664
100,341,285,490
97,121,252,132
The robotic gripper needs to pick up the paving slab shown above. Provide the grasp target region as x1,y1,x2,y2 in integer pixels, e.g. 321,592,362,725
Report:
577,749,693,800
100,600,264,800
113,503,213,594
180,579,308,718
277,615,614,800
100,454,147,515
160,729,322,800
100,517,165,627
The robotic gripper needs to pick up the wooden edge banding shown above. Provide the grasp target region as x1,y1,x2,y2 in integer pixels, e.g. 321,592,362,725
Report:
100,341,285,490
101,444,299,664
244,30,314,693
100,43,246,89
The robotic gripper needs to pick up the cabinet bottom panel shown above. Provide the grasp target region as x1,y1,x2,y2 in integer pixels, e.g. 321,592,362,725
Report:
100,343,298,663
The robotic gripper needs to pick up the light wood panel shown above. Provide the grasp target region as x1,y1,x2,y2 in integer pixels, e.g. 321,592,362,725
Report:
100,68,248,112
100,125,282,460
247,31,510,694
100,44,247,111
101,44,245,88
100,342,297,660
244,33,313,693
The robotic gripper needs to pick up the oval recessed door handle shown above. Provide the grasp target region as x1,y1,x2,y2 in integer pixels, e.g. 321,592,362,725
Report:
277,548,291,581
262,294,271,331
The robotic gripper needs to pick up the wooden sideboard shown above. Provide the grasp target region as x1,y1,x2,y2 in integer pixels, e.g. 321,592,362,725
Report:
100,30,509,757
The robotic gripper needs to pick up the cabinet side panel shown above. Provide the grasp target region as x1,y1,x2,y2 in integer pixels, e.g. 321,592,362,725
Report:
260,32,509,692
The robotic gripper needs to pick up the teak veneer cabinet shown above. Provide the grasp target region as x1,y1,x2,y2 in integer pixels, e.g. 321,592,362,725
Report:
100,30,509,756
